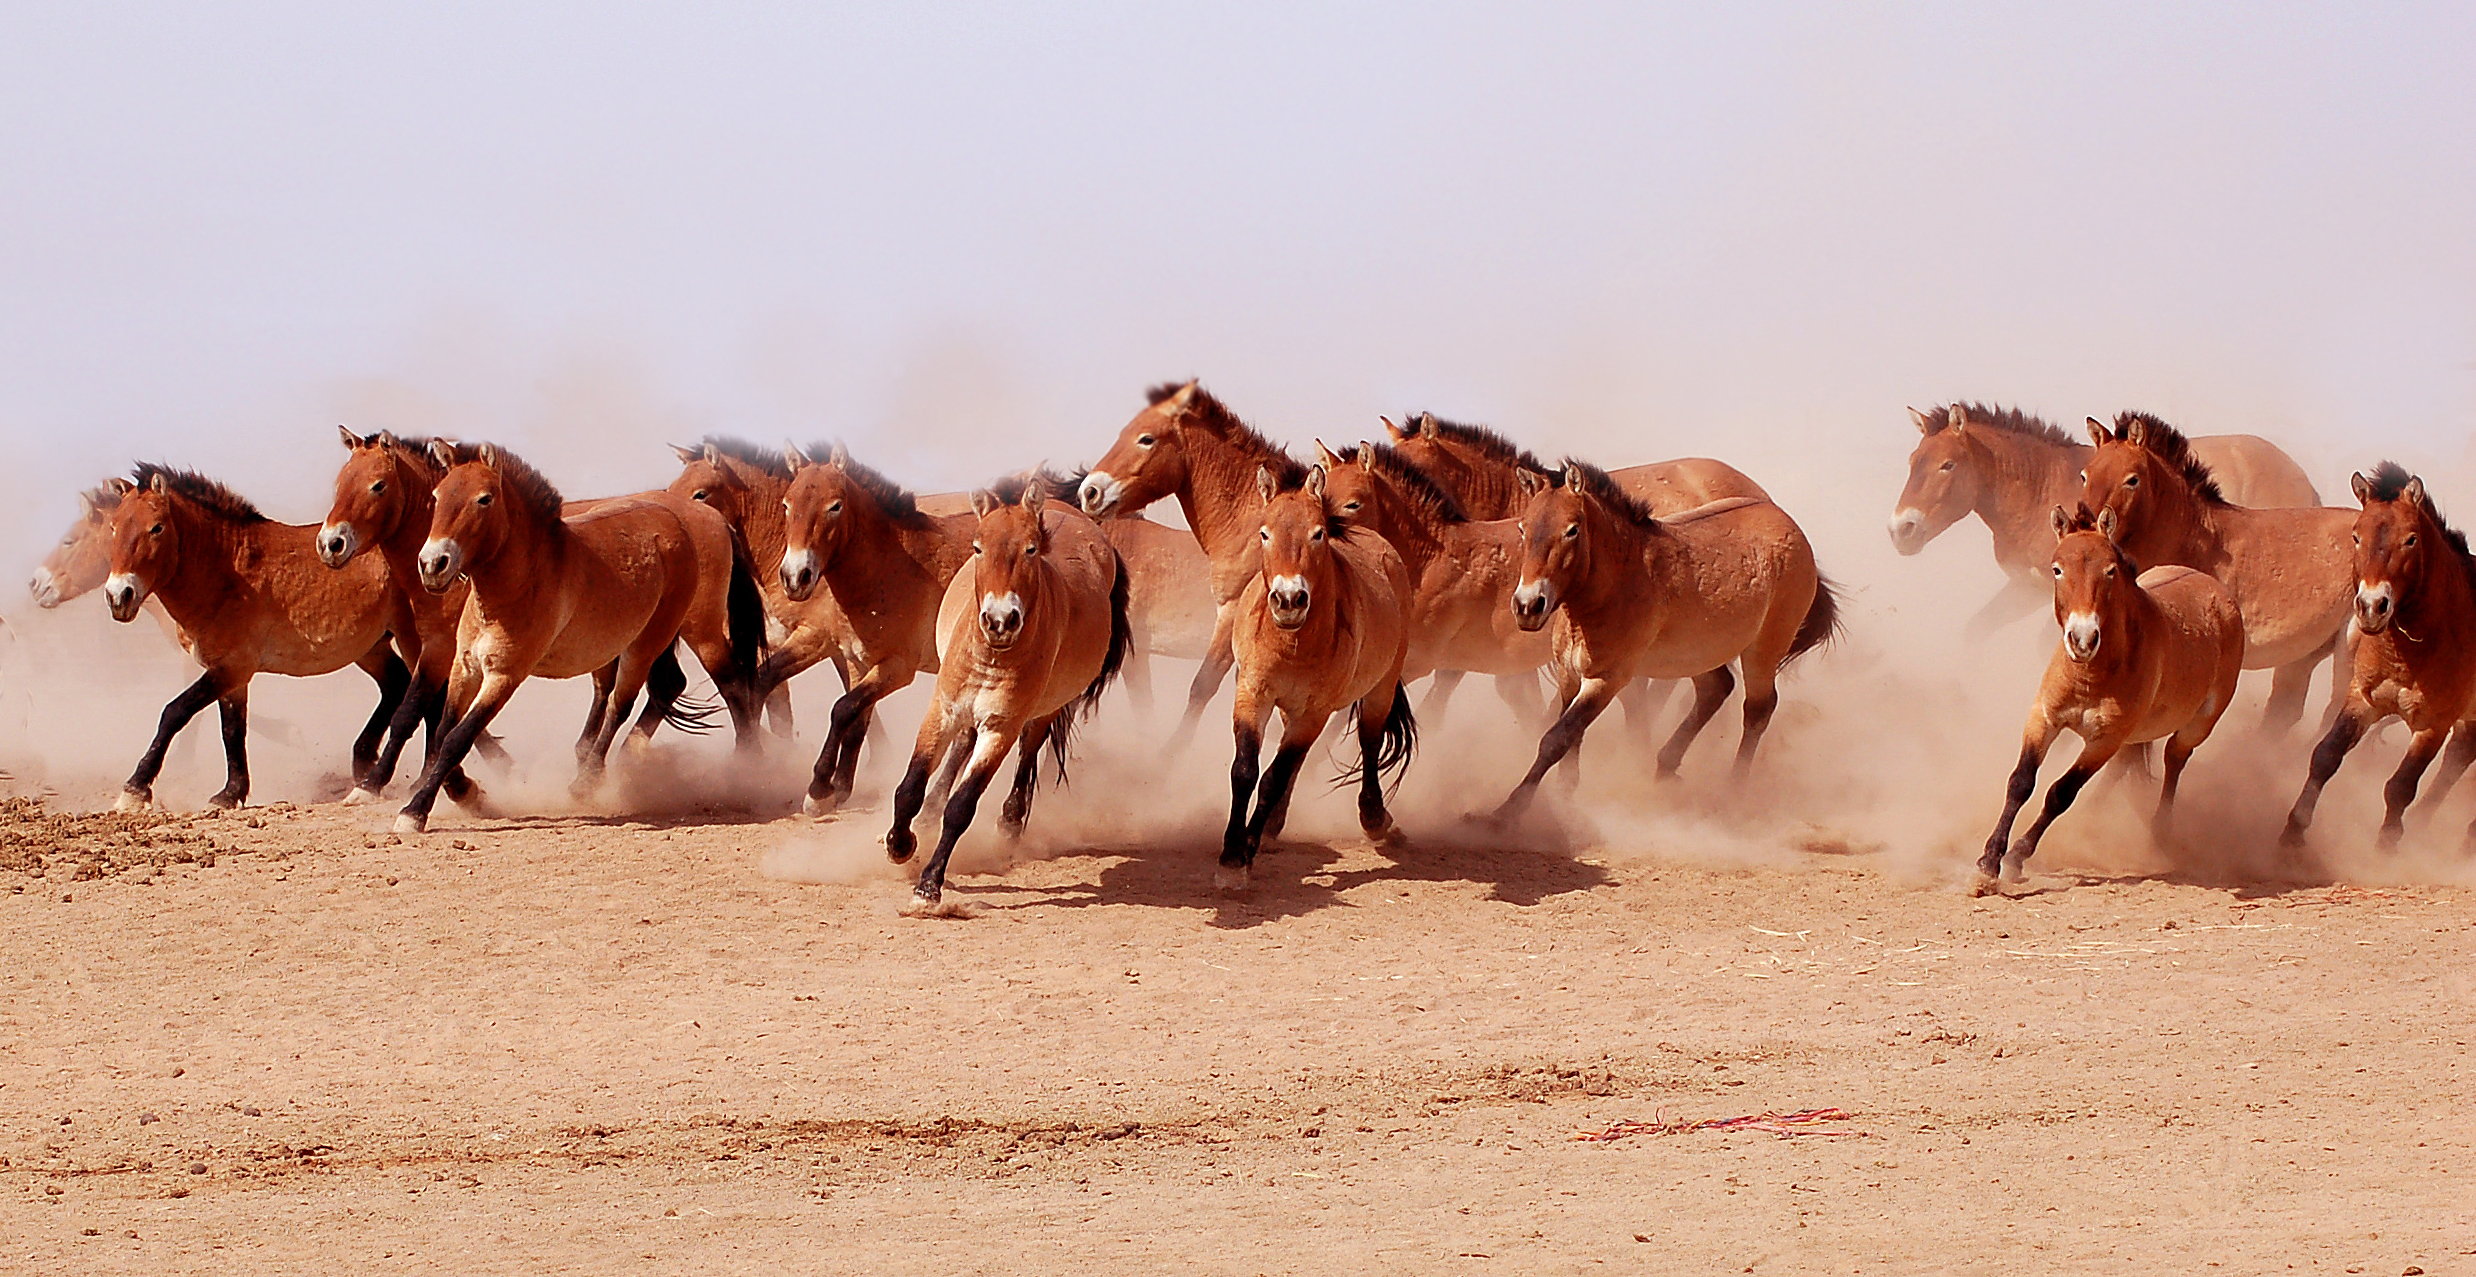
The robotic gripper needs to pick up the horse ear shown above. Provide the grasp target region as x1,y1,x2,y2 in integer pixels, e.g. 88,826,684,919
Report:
969,489,999,520
429,439,458,470
2350,472,2372,504
670,443,701,465
146,470,168,494
1313,439,1342,468
1020,472,1050,509
1562,461,1586,492
74,489,95,517
2123,416,2148,447
1516,468,1548,500
828,440,853,470
106,477,135,497
338,423,361,450
1306,465,1328,502
1164,380,1199,412
2096,506,2120,541
1358,439,1378,466
1256,465,1279,505
1379,416,1408,442
477,442,500,470
2051,505,2072,538
2085,417,2111,446
375,430,399,449
1946,405,1966,435
1909,407,1933,434
2405,476,2427,508
1418,412,1439,439
783,440,811,471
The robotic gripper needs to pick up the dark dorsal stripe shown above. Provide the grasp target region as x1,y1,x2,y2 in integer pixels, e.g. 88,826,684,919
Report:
131,463,269,524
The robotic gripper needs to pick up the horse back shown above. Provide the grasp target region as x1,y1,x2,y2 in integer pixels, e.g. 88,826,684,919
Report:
1609,458,1770,515
1105,515,1216,658
2188,435,2320,508
194,521,398,678
2206,503,2356,666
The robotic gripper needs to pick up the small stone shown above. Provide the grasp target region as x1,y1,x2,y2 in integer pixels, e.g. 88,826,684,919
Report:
81,1227,99,1236
169,1067,184,1078
241,1106,259,1117
138,1113,157,1126
187,1163,207,1175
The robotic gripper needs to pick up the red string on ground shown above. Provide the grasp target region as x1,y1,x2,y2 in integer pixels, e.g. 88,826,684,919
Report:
1571,1107,1867,1143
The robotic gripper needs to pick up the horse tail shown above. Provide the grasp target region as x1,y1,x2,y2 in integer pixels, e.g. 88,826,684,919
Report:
1047,549,1135,783
724,536,767,681
652,645,723,735
1780,569,1845,672
1334,681,1420,796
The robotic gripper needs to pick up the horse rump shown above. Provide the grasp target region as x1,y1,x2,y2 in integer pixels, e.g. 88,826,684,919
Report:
1043,549,1136,784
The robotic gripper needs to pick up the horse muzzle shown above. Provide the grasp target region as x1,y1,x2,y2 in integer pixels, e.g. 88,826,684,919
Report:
102,572,145,622
316,522,359,568
1267,576,1310,629
780,547,820,601
1079,472,1122,518
28,567,59,609
1510,579,1556,632
416,537,463,593
2062,612,2101,662
2355,582,2396,635
979,593,1026,648
1887,508,1928,556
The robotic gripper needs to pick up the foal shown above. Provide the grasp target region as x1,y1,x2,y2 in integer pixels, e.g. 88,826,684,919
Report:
100,466,413,810
884,476,1131,914
1221,466,1417,891
2281,465,2476,849
1979,506,2243,885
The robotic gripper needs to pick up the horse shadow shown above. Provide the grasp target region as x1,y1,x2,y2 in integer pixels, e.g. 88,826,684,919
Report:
964,829,1615,930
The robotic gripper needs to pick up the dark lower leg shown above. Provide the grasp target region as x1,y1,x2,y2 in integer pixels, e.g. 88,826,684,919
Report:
914,751,1009,906
126,673,224,800
1001,715,1061,834
2413,722,2476,817
1418,670,1466,723
888,728,964,864
1732,686,1780,777
2381,730,2447,848
1240,744,1311,868
2153,740,2195,840
402,696,506,825
1657,666,1737,777
1222,724,1264,867
2283,711,2368,846
353,654,412,782
210,689,250,808
1980,743,2045,878
1498,683,1616,820
2008,761,2104,874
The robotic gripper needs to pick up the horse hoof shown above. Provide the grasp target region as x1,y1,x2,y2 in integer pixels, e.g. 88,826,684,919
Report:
114,791,154,813
1969,874,2002,898
207,795,243,811
1213,864,1251,894
885,836,916,864
1365,820,1405,848
899,892,968,919
392,813,427,835
802,793,839,818
343,786,382,806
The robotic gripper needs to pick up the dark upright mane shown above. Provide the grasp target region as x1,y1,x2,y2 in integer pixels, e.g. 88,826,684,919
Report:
2112,411,2227,506
1149,381,1307,489
1924,402,2081,448
1413,412,1548,473
986,464,1088,509
813,444,918,520
130,463,268,524
2366,460,2474,564
375,433,448,485
700,435,797,481
436,442,565,524
1558,458,1661,527
1333,441,1468,524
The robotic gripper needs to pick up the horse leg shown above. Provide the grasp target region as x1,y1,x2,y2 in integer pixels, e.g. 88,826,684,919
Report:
1492,676,1618,824
1218,692,1276,890
2003,737,2121,881
1121,645,1155,715
2152,735,2197,844
1656,666,1737,778
207,681,251,809
807,666,905,815
1001,711,1066,838
905,722,1025,915
2281,703,2372,847
764,681,796,742
1418,670,1465,724
2378,726,2449,850
1238,722,1317,874
2412,720,2476,819
396,673,518,834
886,708,963,865
1355,684,1406,845
1620,679,1675,745
1731,666,1782,780
576,662,617,769
1167,608,1238,759
350,645,412,789
2261,642,2332,733
581,644,670,795
1980,721,2060,881
121,671,227,810
624,647,691,749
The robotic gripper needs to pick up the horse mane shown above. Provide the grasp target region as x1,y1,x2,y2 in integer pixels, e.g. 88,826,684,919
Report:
434,442,565,523
374,433,449,484
812,444,918,520
1413,412,1547,473
82,482,124,512
1149,381,1307,489
985,464,1088,508
2111,411,2227,506
700,435,797,480
1926,402,2080,447
130,463,268,524
2366,460,2475,565
1332,441,1468,524
1558,458,1661,527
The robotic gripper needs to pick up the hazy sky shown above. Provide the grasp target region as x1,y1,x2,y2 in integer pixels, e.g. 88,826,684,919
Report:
3,3,2471,545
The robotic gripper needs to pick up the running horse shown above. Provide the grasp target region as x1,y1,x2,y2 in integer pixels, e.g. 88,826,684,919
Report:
1889,402,2322,635
1978,505,2244,888
2078,412,2353,732
391,442,762,832
1096,514,1218,713
1220,465,1417,891
884,473,1131,914
2281,464,2476,850
1489,461,1840,823
33,483,194,652
776,442,979,814
665,435,851,737
1076,381,1308,749
98,465,414,810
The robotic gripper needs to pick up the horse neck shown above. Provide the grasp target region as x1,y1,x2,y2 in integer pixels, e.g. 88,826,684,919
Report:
835,506,966,590
1370,487,1446,575
149,505,256,624
375,462,440,593
2400,531,2476,639
2127,485,2226,574
461,511,572,603
1179,432,1288,562
1569,505,1650,615
731,471,794,573
1452,456,1527,521
1971,430,2086,568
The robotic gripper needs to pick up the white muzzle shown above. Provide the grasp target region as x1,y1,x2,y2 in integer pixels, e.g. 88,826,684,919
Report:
416,537,463,593
2062,611,2101,662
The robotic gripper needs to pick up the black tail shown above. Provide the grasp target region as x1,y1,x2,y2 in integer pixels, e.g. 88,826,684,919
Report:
1780,570,1844,672
651,645,723,735
1046,549,1135,783
724,540,767,682
1334,681,1419,795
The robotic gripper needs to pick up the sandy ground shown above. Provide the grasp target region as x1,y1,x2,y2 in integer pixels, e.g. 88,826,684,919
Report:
1,784,2470,1276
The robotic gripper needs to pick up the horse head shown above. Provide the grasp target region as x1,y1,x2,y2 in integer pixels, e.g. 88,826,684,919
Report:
32,483,120,608
1889,405,1981,555
1081,381,1198,518
2348,464,2452,637
421,442,515,593
967,476,1052,650
319,427,419,569
102,474,172,623
1257,464,1337,631
2048,503,2137,663
1511,462,1597,632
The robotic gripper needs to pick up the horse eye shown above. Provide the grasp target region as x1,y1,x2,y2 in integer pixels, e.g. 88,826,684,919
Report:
2052,565,2063,577
1938,461,1955,472
1563,524,1579,539
2077,470,2086,483
2406,533,2419,547
2124,475,2139,488
1136,434,1156,447
476,493,493,506
782,499,792,515
1023,544,1037,556
693,490,709,501
1260,529,1270,541
148,523,164,535
1343,501,1361,511
971,541,982,554
1311,529,1324,542
827,501,843,515
370,480,386,494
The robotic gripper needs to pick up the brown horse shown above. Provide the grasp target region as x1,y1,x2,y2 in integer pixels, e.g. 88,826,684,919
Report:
1381,411,1769,520
1221,466,1417,890
1312,439,1549,722
884,474,1131,914
2079,412,2354,731
1097,514,1218,712
776,442,979,813
1489,462,1839,822
32,483,198,649
392,442,759,832
2280,465,2476,849
1978,506,2245,887
1891,403,2324,635
99,465,413,811
1076,381,1307,746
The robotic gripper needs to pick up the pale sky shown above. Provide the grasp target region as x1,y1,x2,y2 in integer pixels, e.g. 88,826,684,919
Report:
3,3,2471,551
